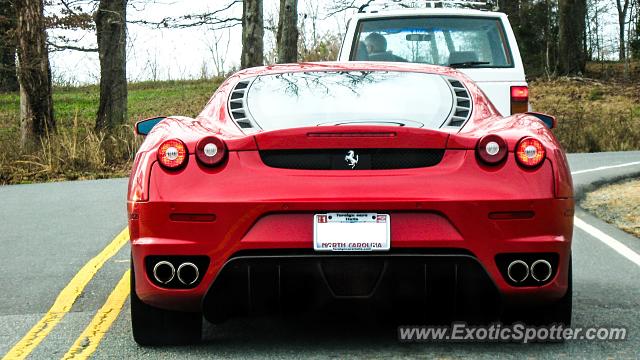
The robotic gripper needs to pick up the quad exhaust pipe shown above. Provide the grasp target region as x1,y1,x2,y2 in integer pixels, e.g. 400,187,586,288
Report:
506,259,553,283
177,262,200,285
507,260,529,283
153,261,175,284
152,260,200,286
530,259,552,282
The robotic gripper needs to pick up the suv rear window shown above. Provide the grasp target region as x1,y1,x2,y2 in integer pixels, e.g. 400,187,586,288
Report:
352,16,513,68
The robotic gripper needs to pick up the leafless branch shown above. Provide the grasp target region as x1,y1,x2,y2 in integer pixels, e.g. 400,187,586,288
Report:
324,0,374,18
47,40,98,52
128,0,242,29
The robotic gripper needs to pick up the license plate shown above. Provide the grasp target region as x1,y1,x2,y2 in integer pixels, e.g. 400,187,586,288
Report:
314,213,390,251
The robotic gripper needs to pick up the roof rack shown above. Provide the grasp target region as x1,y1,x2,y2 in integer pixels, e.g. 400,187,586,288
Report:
358,0,498,13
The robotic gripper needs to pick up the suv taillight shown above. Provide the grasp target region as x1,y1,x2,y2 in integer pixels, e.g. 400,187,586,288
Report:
510,86,529,114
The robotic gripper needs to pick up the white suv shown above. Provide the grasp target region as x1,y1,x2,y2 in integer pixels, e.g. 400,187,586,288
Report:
338,5,529,116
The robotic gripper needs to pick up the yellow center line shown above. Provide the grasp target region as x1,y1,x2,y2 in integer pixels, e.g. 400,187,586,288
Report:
62,270,131,360
2,227,129,360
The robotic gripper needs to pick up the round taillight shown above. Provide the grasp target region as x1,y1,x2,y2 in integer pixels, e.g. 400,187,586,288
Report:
515,137,546,167
477,134,507,164
157,139,188,169
196,136,226,166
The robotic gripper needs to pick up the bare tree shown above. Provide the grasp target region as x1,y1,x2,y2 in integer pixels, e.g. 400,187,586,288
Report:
632,1,640,58
263,10,278,64
299,2,341,62
543,0,555,74
615,0,631,61
301,0,319,50
558,0,587,75
241,0,263,68
15,0,55,148
0,0,18,92
205,29,231,77
500,0,521,28
45,0,98,52
145,50,159,81
277,0,298,63
587,0,605,61
94,0,127,131
325,0,374,17
128,0,241,29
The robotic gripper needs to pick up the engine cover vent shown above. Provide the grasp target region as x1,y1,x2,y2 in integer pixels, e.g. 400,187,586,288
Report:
443,78,473,128
228,79,258,130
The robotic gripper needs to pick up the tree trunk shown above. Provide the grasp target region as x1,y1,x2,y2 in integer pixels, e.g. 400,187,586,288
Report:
15,0,55,148
619,14,627,61
95,0,128,131
594,1,601,61
241,0,264,69
615,0,630,61
557,0,586,75
500,0,521,28
631,4,640,59
544,0,552,74
277,0,298,63
0,0,18,92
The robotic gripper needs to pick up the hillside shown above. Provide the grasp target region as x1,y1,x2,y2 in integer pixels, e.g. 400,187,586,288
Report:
0,76,638,184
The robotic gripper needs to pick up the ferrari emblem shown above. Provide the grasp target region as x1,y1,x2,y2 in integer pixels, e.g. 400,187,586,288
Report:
345,150,359,169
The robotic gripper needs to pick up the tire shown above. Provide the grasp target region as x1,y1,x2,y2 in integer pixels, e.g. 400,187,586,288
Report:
541,258,572,326
502,257,572,327
130,263,202,346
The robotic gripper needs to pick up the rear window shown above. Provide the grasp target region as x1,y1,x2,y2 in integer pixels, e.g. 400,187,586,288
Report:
351,16,513,68
244,71,454,131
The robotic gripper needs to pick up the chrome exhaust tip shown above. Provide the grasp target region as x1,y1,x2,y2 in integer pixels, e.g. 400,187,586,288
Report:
153,261,175,284
177,262,199,285
530,259,552,282
507,260,529,283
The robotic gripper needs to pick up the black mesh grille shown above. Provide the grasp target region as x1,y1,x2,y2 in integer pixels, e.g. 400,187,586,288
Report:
260,149,445,170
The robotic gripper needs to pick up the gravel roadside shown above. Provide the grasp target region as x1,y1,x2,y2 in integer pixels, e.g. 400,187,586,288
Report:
581,178,640,238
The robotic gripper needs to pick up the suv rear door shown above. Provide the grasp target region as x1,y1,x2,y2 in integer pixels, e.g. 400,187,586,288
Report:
339,11,527,116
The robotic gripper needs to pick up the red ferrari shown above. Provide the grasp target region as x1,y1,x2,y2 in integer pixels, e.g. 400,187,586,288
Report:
128,62,573,345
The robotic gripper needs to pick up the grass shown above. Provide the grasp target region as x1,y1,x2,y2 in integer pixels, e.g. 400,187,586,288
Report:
0,78,222,184
0,79,220,137
529,78,640,152
0,69,639,185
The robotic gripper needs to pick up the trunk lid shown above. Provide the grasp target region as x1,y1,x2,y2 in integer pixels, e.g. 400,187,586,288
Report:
253,125,449,150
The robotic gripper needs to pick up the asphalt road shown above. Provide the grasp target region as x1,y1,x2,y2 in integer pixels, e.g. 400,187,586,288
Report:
1,151,639,359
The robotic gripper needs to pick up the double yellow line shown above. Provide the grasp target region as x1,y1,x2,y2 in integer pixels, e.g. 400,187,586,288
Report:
3,228,130,360
62,270,130,359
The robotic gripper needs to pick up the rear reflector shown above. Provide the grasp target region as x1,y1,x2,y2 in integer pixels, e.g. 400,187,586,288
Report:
170,213,217,222
489,211,535,220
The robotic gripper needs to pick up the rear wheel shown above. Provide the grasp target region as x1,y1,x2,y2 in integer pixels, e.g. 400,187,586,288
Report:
130,263,202,346
541,258,572,326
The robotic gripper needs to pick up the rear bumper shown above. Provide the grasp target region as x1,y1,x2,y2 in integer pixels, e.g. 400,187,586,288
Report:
129,149,574,313
201,252,501,323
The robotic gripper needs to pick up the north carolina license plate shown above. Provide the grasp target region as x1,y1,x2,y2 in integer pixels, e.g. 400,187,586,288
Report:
313,213,390,251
